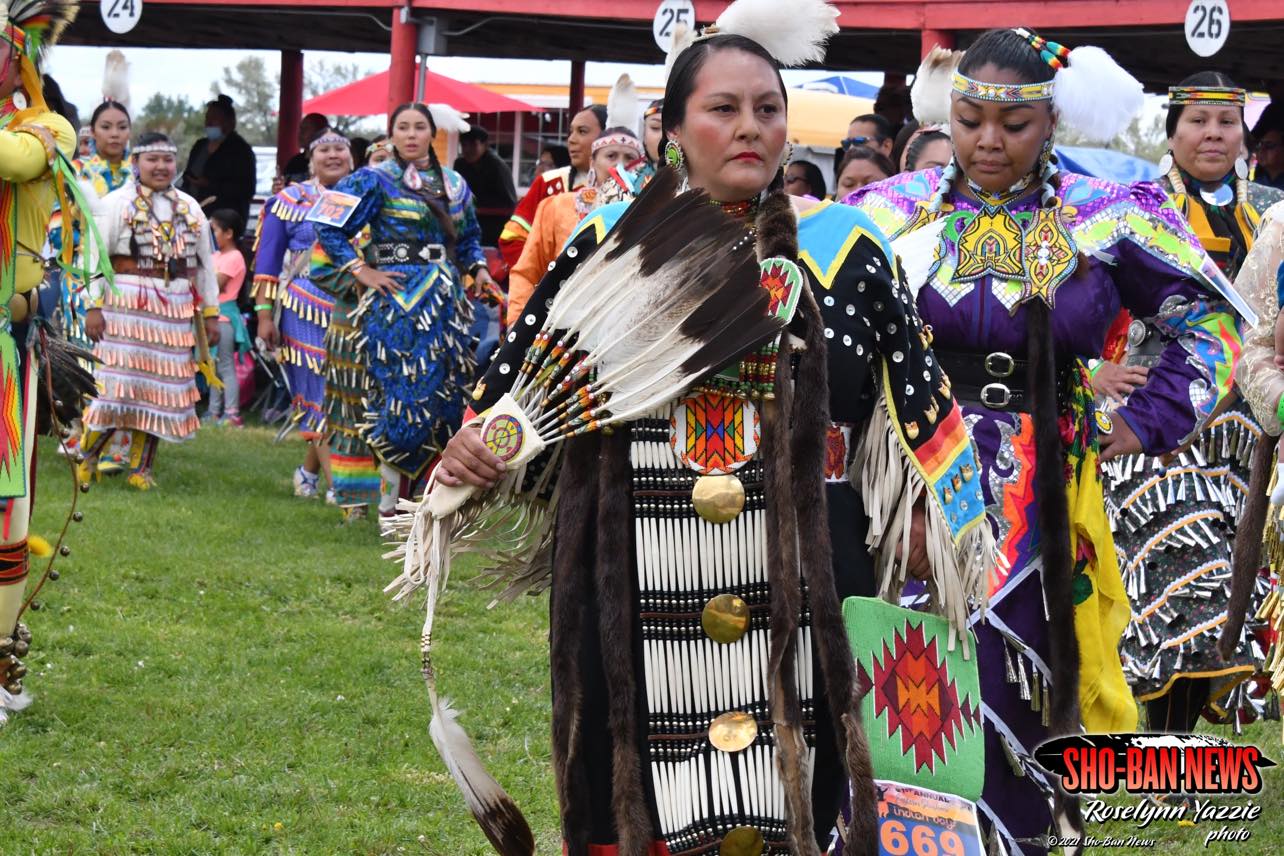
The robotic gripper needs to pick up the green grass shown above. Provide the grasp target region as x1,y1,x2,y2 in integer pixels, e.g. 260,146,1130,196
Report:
1,428,558,854
2,427,1282,854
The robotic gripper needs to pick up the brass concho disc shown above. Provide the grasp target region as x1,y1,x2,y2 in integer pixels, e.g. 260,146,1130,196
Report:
702,593,751,644
709,710,758,753
720,826,766,856
692,474,746,524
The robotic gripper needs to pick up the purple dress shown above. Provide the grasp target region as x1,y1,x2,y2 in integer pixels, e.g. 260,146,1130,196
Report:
846,169,1240,854
252,181,333,436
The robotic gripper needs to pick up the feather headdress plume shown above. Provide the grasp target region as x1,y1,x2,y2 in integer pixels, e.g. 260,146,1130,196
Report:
101,49,130,109
428,102,470,135
911,46,961,126
663,21,694,84
1051,45,1143,143
1,0,78,66
605,73,638,134
706,0,839,67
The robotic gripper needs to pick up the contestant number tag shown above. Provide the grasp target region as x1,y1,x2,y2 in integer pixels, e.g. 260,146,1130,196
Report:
1185,0,1230,58
652,0,695,52
101,0,143,34
876,781,984,856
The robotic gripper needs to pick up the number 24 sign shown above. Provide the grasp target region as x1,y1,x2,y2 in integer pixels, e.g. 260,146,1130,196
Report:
101,0,143,34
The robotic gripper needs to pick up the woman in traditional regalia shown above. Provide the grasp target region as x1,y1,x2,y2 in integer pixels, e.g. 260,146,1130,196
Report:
78,132,221,491
251,131,352,502
1,0,110,720
408,1,991,853
845,29,1244,854
1093,73,1283,734
311,103,497,521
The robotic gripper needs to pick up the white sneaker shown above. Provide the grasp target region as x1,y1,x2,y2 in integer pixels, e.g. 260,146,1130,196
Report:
293,466,320,498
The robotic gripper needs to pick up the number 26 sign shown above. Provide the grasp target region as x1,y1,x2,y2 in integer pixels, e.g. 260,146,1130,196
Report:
101,0,143,34
1185,0,1230,58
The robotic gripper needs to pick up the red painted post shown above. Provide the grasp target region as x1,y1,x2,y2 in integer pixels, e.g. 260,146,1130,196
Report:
389,7,419,115
921,28,955,58
277,49,303,173
568,60,586,116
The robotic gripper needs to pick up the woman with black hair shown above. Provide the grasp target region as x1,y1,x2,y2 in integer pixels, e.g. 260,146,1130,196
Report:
498,103,607,270
80,132,222,491
783,158,827,199
1093,73,1283,737
312,103,495,522
179,93,256,229
832,144,895,197
417,1,989,852
847,28,1243,854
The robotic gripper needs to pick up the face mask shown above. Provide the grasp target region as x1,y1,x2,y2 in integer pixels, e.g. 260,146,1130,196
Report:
205,126,224,142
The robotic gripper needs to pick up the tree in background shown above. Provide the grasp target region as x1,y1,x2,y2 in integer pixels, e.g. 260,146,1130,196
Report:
304,60,382,138
136,93,205,156
1058,111,1168,164
214,56,279,146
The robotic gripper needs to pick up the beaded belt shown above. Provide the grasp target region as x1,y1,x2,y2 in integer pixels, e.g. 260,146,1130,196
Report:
371,242,447,266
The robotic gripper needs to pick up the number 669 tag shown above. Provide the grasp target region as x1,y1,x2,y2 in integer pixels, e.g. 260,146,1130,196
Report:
1185,0,1230,58
875,781,984,856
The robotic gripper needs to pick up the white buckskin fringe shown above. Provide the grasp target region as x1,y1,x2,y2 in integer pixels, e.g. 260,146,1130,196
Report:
850,393,995,656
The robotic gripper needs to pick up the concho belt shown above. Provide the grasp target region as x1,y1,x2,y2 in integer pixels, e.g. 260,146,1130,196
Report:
371,242,447,266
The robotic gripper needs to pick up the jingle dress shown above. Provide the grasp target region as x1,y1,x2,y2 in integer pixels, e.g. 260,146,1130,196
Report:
1102,169,1282,725
82,182,219,476
463,195,989,854
847,169,1241,855
252,180,334,437
312,159,485,503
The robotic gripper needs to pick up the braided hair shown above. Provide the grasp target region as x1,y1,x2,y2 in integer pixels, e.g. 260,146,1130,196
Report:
389,102,458,248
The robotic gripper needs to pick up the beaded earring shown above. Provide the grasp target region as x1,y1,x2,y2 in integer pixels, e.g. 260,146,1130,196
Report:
663,139,686,172
1037,137,1060,208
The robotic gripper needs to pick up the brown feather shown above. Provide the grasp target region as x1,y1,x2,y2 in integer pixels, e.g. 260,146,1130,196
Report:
1220,434,1272,660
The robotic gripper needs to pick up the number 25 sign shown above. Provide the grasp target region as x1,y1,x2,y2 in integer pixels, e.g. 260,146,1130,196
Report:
101,0,143,34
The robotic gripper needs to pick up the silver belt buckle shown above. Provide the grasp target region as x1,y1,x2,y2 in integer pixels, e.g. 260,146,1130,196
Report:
980,382,1011,409
984,351,1015,378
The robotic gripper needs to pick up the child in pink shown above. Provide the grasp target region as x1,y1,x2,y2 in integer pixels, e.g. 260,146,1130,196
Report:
206,209,247,426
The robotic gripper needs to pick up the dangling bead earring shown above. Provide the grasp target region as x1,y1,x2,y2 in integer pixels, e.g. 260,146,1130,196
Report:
1234,156,1249,206
663,139,686,172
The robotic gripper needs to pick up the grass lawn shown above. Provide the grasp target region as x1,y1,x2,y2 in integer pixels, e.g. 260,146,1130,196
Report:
2,425,1281,854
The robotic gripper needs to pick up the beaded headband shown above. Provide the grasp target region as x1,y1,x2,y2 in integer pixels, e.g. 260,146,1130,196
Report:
592,131,643,157
951,71,1053,103
132,142,178,155
1167,86,1246,107
308,130,350,152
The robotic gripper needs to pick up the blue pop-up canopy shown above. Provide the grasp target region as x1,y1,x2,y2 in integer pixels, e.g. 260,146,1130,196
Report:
1056,146,1158,184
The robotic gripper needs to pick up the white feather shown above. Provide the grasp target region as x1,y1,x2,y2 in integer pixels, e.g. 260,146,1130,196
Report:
606,73,639,133
101,50,130,108
428,102,470,135
664,21,696,85
713,0,839,67
890,218,947,300
1052,46,1143,144
911,47,960,126
429,697,535,855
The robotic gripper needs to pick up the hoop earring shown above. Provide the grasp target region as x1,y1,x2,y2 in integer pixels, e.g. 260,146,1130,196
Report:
663,139,685,172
